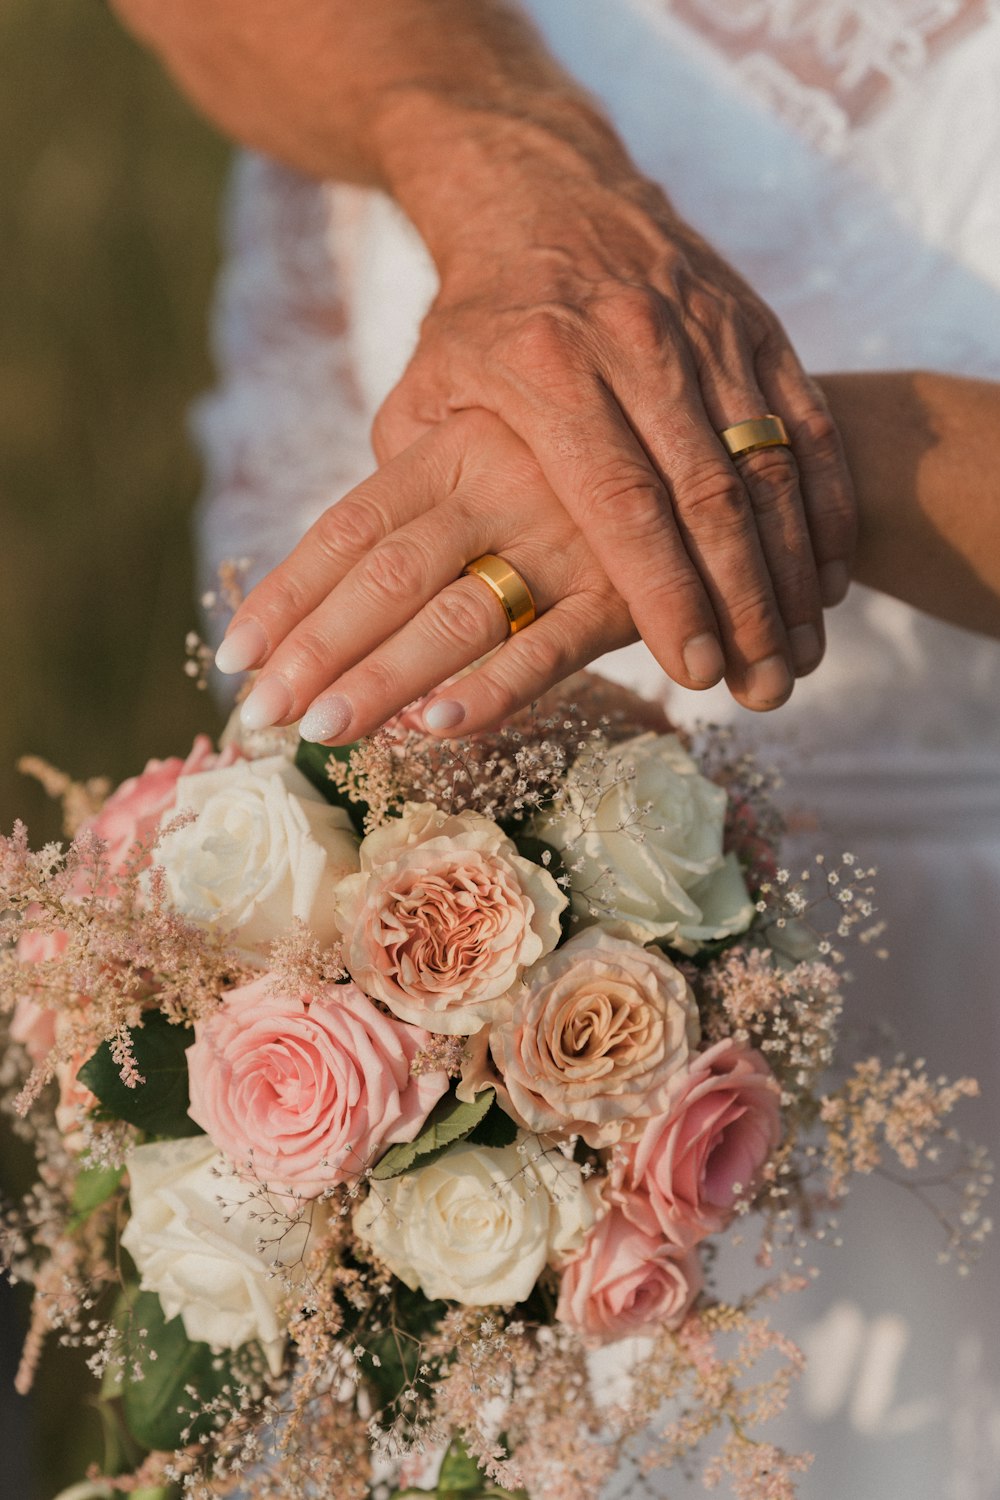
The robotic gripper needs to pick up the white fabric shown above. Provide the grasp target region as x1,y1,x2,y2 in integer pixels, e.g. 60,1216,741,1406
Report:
194,1,1000,1493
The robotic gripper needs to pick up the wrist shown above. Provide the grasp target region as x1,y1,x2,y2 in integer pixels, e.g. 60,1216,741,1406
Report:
367,85,662,272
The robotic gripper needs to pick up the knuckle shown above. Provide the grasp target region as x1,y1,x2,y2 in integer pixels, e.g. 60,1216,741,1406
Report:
319,501,384,565
498,308,580,381
358,538,428,605
740,448,799,515
353,653,403,707
283,629,334,682
514,626,568,684
793,401,840,458
724,588,782,646
676,462,750,530
430,585,496,646
596,287,665,351
582,458,667,535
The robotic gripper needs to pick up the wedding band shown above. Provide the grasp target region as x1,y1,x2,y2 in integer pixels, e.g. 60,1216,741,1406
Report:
462,553,537,636
718,414,791,460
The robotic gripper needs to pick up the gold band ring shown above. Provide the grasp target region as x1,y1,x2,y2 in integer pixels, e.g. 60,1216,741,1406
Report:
462,553,537,636
718,414,791,460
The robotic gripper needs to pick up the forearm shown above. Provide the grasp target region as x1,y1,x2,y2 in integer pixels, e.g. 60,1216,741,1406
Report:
110,0,642,266
821,371,1000,638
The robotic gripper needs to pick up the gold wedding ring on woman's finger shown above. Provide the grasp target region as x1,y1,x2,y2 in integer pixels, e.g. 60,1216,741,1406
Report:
718,413,791,460
463,553,537,637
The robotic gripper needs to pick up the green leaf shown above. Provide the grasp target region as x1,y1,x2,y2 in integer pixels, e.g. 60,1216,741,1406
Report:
119,1289,235,1452
78,1011,203,1139
295,736,369,832
72,1163,124,1215
465,1100,518,1150
347,1280,447,1414
371,1089,495,1180
437,1435,530,1499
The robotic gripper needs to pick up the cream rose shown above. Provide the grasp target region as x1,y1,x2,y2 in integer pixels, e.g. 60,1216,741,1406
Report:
531,734,754,954
333,803,566,1034
151,756,360,953
487,928,700,1147
353,1136,592,1305
121,1136,325,1376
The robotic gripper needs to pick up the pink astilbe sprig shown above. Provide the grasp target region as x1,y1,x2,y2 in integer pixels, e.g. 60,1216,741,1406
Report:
1,817,255,1114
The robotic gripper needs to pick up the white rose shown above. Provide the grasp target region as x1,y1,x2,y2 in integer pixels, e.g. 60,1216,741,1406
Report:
353,1136,593,1305
151,756,359,953
121,1136,325,1376
532,733,754,954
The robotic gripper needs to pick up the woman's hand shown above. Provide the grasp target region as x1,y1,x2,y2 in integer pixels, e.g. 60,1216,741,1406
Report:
217,409,638,743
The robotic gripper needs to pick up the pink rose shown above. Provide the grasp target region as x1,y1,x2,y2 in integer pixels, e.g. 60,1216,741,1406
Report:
186,974,451,1196
10,923,70,1063
557,1193,701,1342
623,1038,782,1247
88,734,240,875
333,803,566,1035
488,927,700,1146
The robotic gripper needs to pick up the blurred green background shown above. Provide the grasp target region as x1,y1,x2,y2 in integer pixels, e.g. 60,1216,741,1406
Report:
1,1,229,1492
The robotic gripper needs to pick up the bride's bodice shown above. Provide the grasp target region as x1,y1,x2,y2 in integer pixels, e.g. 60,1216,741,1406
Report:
195,0,1000,769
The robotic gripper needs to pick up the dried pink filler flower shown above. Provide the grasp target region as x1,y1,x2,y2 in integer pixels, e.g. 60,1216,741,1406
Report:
0,677,990,1500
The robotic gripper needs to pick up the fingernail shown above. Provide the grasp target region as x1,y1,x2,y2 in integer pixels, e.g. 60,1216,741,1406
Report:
819,561,850,608
423,699,466,733
215,619,267,675
745,654,793,708
239,674,293,732
789,622,822,675
299,694,353,743
682,633,725,686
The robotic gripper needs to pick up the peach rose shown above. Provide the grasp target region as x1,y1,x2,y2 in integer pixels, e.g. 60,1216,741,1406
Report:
89,734,240,875
333,803,566,1035
623,1038,782,1247
556,1192,701,1342
186,974,450,1196
487,928,700,1147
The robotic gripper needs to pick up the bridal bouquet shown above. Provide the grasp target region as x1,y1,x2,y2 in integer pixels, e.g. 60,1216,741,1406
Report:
0,674,988,1500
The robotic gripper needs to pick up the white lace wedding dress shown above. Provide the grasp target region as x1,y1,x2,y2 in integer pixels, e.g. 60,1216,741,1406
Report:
194,3,1000,1494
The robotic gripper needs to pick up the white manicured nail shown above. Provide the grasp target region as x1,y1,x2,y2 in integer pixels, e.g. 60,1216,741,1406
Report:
215,620,266,674
423,699,466,732
239,674,293,731
299,694,352,743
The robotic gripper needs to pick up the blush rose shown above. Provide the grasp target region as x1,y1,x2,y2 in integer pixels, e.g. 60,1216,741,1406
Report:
622,1038,783,1247
186,974,450,1196
333,803,566,1035
90,734,240,876
487,927,700,1147
556,1192,701,1342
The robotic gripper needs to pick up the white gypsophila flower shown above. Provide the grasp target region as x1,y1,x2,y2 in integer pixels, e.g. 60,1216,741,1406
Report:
149,756,359,955
353,1135,593,1305
121,1136,325,1377
531,733,754,954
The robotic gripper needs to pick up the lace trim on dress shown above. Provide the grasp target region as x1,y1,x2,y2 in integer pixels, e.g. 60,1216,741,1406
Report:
664,0,992,148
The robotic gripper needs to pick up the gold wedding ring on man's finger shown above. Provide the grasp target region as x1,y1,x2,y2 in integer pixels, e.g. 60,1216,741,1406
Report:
718,414,791,460
463,553,537,637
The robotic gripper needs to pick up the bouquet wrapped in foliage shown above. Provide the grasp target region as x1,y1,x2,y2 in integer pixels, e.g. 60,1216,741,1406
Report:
0,673,989,1500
